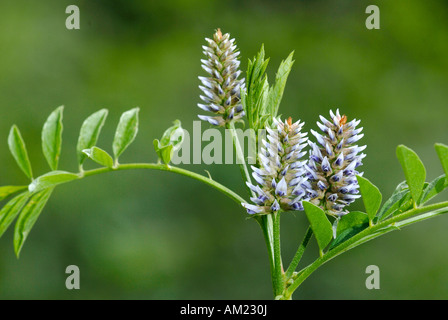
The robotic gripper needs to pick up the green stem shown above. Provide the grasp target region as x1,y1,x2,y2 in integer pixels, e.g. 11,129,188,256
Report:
255,215,276,293
226,122,254,197
273,212,284,297
285,226,313,280
227,121,281,298
82,163,247,206
285,200,448,298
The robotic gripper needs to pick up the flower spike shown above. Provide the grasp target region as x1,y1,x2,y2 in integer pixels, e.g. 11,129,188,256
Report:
198,29,245,127
242,117,309,215
306,109,366,217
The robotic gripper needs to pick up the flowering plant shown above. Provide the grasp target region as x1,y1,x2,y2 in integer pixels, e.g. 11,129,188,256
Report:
1,29,447,300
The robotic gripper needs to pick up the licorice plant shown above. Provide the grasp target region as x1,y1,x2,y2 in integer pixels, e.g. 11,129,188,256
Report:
1,29,448,300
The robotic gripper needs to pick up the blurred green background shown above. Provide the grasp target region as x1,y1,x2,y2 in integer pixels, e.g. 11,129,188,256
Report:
1,0,448,299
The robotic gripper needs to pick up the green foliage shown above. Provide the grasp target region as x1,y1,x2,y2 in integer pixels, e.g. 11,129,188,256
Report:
420,175,448,204
267,51,294,119
396,145,426,204
0,107,146,256
242,45,270,132
153,120,184,164
326,144,448,254
376,182,411,221
8,125,33,180
435,143,448,177
329,211,369,250
303,201,333,253
112,108,140,163
0,186,27,201
76,109,108,167
0,192,30,239
28,171,79,193
153,142,173,165
42,106,64,171
3,103,445,299
83,147,114,168
241,46,294,133
356,175,382,222
13,188,53,257
0,19,447,299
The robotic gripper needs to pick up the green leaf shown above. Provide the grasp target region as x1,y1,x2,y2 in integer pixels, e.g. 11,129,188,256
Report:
159,120,184,148
336,211,369,236
76,109,108,166
0,192,30,239
153,120,185,164
396,145,426,204
419,175,448,204
377,181,409,221
14,188,53,257
8,125,33,179
29,171,79,193
266,51,294,118
0,186,28,201
246,46,270,128
153,140,173,165
112,107,140,162
435,143,448,177
329,211,369,250
42,106,64,171
376,181,413,220
391,192,413,217
244,47,294,133
303,201,333,252
82,146,114,168
356,175,382,222
378,189,410,221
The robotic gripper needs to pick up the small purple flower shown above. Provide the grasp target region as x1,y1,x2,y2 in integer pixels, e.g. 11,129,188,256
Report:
198,29,245,127
242,117,308,215
305,109,366,217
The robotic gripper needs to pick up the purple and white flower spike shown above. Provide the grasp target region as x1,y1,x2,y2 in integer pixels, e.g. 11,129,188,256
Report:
306,109,366,217
198,29,245,127
242,117,309,215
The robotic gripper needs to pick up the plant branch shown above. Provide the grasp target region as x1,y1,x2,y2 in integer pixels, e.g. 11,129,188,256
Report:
285,226,313,280
81,163,247,206
226,122,255,198
273,212,284,297
285,200,448,298
226,121,282,299
255,215,276,294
